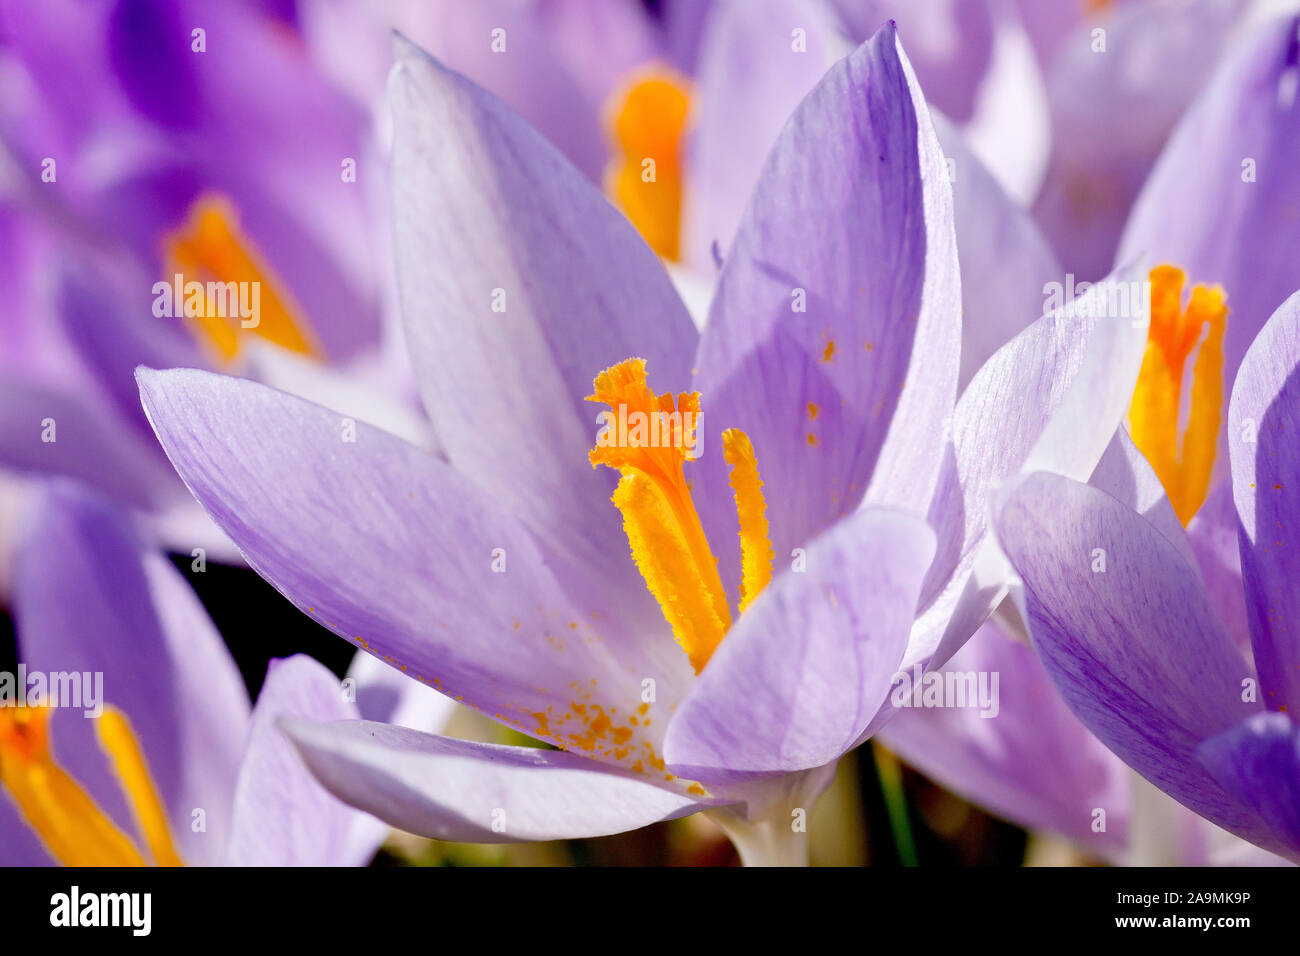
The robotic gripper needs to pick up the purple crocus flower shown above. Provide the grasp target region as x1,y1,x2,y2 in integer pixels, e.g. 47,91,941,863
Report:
879,11,1300,868
133,25,1144,864
0,0,419,559
0,482,398,866
881,619,1289,865
992,291,1300,862
1105,12,1300,660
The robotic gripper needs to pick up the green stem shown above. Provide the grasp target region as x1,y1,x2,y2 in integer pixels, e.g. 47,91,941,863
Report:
873,743,918,867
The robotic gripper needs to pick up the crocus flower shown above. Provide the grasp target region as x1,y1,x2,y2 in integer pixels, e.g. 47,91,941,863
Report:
134,23,1148,864
882,11,1300,867
1107,12,1300,657
881,619,1289,865
0,0,424,561
301,0,685,256
992,290,1300,862
0,482,393,866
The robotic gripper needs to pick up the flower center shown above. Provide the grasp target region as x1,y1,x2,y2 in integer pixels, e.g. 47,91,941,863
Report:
163,195,320,362
0,705,183,866
588,358,774,672
605,69,690,262
1127,264,1228,526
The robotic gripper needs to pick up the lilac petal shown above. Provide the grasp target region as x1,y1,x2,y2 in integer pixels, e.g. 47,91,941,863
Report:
995,471,1268,845
911,262,1150,672
347,650,457,734
1012,0,1099,65
692,24,960,601
533,0,661,113
0,373,172,510
224,656,383,867
0,803,54,866
382,1,618,181
1038,0,1244,280
55,257,200,441
170,0,384,362
662,509,935,783
1088,428,1193,566
1198,714,1300,857
1230,290,1300,712
828,1,995,124
12,482,250,866
107,0,201,127
1187,482,1254,658
388,36,697,592
880,621,1130,859
136,368,694,759
242,341,439,454
958,5,1050,207
6,0,383,362
683,0,846,267
283,719,715,843
933,114,1061,390
1118,12,1300,377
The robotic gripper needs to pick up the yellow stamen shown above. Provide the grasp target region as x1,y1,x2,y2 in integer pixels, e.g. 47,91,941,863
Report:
723,428,774,613
589,358,774,672
98,708,183,868
605,69,690,261
1128,265,1228,526
0,705,183,867
613,472,729,672
164,195,320,362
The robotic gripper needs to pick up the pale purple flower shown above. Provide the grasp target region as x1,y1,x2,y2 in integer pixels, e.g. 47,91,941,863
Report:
0,0,412,558
0,483,391,866
133,25,1142,863
874,12,1300,867
882,619,1289,865
992,292,1300,863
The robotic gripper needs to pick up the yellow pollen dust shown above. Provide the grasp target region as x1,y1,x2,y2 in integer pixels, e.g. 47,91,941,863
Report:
1128,265,1228,526
164,195,320,363
0,705,183,867
605,69,690,261
588,359,774,672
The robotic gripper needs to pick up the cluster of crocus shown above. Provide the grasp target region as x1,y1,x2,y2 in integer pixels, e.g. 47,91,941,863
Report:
882,8,1300,866
135,20,1158,865
0,483,390,866
0,0,430,577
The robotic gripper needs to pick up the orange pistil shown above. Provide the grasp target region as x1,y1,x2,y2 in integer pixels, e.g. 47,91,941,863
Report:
163,195,320,362
605,69,691,261
1128,265,1228,526
588,358,774,671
